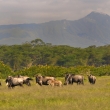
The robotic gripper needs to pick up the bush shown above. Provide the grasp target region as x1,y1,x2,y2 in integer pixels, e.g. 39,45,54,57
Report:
15,65,93,77
1,62,110,78
0,61,13,78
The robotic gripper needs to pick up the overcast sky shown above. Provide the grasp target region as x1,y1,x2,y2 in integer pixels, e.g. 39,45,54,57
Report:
0,0,110,25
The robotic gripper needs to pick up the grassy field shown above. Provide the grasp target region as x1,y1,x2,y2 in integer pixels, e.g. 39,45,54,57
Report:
0,76,110,110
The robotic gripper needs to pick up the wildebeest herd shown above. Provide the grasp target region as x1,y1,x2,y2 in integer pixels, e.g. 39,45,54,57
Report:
0,73,96,89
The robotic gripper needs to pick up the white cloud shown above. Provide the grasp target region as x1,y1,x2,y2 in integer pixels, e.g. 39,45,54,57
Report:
0,0,110,25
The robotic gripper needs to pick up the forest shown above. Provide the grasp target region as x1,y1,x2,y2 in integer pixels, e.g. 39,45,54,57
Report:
0,38,110,78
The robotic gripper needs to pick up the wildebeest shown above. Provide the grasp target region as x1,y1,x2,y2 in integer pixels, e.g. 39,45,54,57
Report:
5,75,33,88
6,76,24,88
17,75,33,86
87,74,96,84
0,81,1,86
35,75,55,86
47,79,62,87
64,73,84,85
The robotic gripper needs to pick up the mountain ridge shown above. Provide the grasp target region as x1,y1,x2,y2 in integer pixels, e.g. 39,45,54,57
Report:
0,11,110,47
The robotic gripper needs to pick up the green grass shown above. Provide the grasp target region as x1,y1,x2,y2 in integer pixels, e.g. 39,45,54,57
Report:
0,76,110,110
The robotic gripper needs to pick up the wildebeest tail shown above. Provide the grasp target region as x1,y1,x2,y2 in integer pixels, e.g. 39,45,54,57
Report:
82,76,84,85
27,78,33,80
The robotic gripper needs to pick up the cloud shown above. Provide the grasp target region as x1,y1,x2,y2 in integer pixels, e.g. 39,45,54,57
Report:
0,0,110,25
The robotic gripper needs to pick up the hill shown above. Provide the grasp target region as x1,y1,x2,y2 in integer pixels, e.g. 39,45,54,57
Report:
0,11,110,47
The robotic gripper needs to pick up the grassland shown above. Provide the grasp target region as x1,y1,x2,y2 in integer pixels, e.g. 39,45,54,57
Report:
0,76,110,110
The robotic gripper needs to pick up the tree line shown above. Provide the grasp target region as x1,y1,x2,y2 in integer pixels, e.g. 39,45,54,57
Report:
0,38,110,72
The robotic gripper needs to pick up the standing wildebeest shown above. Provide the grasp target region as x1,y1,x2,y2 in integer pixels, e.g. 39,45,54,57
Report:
17,75,33,86
35,75,55,86
47,79,63,87
5,76,33,88
6,76,24,88
64,73,84,85
87,74,96,84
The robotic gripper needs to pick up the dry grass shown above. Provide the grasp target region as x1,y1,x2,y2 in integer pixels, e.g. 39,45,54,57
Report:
0,76,110,110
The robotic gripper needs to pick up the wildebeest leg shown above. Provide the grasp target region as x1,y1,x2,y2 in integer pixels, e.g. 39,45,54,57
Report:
82,81,84,85
8,86,12,89
77,82,79,85
28,82,31,86
26,81,31,86
77,81,82,85
76,80,80,85
8,85,15,89
19,83,24,87
80,80,84,85
0,82,1,86
93,79,96,84
7,83,12,89
38,82,42,86
72,82,74,85
25,80,31,86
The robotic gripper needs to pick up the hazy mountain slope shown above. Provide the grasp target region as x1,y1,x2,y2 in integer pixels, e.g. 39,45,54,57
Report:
0,11,110,47
73,12,110,45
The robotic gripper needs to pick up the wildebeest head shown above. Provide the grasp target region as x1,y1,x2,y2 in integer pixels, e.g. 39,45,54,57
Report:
64,73,72,85
87,74,96,84
35,75,43,86
5,76,13,87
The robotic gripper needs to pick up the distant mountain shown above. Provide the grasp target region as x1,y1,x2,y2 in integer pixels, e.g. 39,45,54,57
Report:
0,11,110,47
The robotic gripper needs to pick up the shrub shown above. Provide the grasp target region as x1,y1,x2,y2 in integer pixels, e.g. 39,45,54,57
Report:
0,61,13,78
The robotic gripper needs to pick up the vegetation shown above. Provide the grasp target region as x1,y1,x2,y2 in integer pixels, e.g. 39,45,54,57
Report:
0,39,110,110
0,39,110,69
0,39,110,78
0,76,110,110
14,65,110,77
1,60,110,78
0,61,13,78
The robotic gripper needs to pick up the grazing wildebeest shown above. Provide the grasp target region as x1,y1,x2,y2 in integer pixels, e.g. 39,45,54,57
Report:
87,74,96,84
5,76,24,88
0,81,1,86
47,79,63,87
17,75,33,86
6,75,33,88
35,75,55,86
64,73,84,85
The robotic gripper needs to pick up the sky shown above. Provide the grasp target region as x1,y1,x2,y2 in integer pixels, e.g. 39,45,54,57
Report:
0,0,110,25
